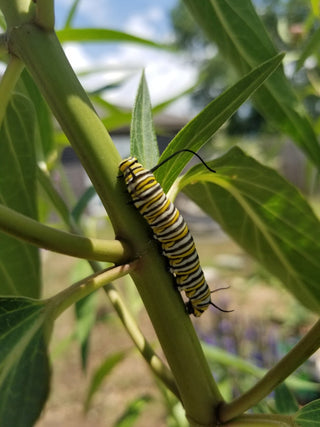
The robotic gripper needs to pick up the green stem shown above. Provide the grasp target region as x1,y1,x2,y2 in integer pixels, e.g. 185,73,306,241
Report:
48,263,136,320
39,157,179,398
0,203,131,262
0,0,35,27
103,282,180,399
0,55,24,125
34,0,54,30
6,22,223,425
219,318,320,422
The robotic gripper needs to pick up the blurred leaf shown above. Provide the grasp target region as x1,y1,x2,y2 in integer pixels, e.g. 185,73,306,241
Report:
275,383,299,414
183,0,320,171
71,185,96,223
70,260,97,371
75,291,98,371
114,395,152,427
131,71,159,168
0,297,51,427
156,53,284,193
202,342,320,393
84,351,126,411
0,93,40,297
295,399,320,425
296,26,320,71
57,28,171,50
63,0,81,28
181,147,320,313
19,69,55,162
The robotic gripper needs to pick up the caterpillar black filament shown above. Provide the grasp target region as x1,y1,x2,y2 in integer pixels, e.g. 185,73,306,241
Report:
119,154,229,317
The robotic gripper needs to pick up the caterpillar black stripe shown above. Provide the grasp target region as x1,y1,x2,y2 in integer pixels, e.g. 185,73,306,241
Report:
119,152,230,317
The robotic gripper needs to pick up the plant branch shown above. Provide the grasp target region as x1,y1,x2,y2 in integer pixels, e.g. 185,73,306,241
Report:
6,22,223,424
219,318,320,422
34,0,54,30
0,55,24,125
0,203,131,263
47,263,136,320
103,282,180,398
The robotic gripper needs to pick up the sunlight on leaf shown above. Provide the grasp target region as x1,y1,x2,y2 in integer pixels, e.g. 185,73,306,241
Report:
0,93,40,297
181,147,320,313
130,71,159,168
156,54,284,193
183,0,320,170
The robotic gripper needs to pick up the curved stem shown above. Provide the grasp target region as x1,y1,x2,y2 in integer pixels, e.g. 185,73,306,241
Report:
6,22,223,425
0,203,132,262
219,318,320,422
104,283,180,398
0,55,24,125
48,263,136,320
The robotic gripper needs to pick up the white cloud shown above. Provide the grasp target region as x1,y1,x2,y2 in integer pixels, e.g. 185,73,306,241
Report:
124,7,165,39
62,41,196,117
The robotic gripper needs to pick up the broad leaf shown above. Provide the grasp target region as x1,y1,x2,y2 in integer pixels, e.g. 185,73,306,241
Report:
181,147,320,313
0,297,51,427
19,70,55,162
0,93,40,297
183,0,320,170
130,71,159,168
294,399,320,426
156,53,284,193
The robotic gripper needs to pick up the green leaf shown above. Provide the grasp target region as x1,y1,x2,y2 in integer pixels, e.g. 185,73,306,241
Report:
71,186,96,223
57,28,170,50
156,53,284,193
295,399,320,426
63,0,81,28
181,146,320,313
84,351,126,411
0,93,40,297
72,261,98,371
202,342,320,393
19,69,55,162
182,0,320,170
114,395,152,427
0,297,51,427
130,71,159,168
275,383,299,414
296,26,320,71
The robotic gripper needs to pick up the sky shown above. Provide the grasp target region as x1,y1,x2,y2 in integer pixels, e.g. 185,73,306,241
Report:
54,0,197,116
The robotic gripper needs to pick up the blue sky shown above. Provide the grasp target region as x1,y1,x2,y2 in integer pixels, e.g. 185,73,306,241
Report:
55,0,175,39
54,0,197,115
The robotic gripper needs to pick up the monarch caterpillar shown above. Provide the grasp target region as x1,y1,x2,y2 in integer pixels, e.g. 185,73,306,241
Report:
119,150,230,317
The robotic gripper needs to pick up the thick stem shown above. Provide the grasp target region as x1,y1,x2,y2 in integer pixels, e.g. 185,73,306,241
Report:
6,22,223,425
0,203,131,263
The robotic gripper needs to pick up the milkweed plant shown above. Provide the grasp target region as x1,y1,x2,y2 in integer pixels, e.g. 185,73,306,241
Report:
0,1,320,426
